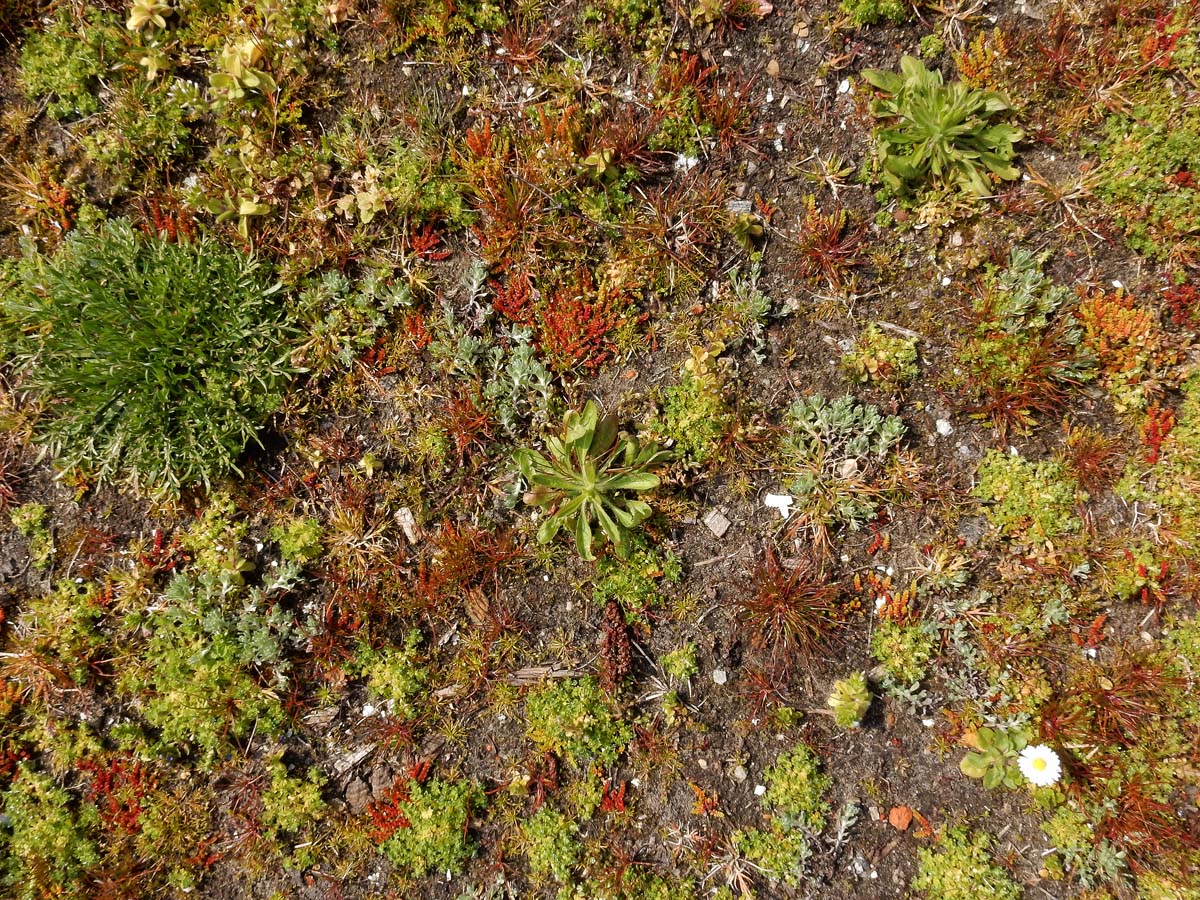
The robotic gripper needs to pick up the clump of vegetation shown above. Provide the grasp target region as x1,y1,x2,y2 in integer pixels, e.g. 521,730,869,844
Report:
737,545,842,674
378,777,485,877
655,342,734,465
827,672,872,728
10,501,53,569
1097,94,1200,265
270,516,324,566
973,451,1082,544
949,248,1094,435
871,620,937,686
260,756,327,867
18,8,116,119
0,764,100,900
732,742,831,888
353,631,430,720
525,676,632,764
120,564,303,765
761,743,832,831
781,394,907,545
593,532,682,621
516,401,670,560
734,823,813,886
521,806,581,883
862,56,1023,197
841,324,918,390
958,725,1030,789
841,0,910,27
911,826,1023,900
5,220,296,492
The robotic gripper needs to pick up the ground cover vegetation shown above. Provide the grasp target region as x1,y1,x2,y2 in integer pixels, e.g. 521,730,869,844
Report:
0,0,1199,898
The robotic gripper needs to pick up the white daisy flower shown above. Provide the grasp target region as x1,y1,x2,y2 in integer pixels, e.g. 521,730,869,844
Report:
1018,744,1062,787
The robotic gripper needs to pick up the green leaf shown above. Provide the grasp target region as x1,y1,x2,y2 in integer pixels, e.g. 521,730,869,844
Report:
983,765,1004,790
960,753,989,779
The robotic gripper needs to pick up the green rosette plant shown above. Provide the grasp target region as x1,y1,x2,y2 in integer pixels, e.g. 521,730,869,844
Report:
861,56,1024,197
515,401,670,560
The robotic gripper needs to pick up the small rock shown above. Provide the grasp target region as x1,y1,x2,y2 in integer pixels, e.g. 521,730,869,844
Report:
698,758,708,770
868,805,882,821
332,744,374,777
731,764,748,783
766,58,780,77
703,509,731,538
754,784,767,796
370,764,395,798
712,669,728,685
344,778,371,814
395,507,422,545
837,458,859,479
935,419,954,436
764,493,794,519
725,198,753,215
888,806,913,831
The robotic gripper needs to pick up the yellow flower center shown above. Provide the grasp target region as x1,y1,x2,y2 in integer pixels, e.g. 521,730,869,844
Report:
1032,757,1047,771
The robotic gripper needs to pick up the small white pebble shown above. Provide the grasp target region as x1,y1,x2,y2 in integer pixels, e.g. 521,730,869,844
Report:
941,275,951,286
922,718,935,727
754,784,767,796
712,669,728,685
838,78,850,93
698,759,708,770
732,765,748,783
936,418,954,436
1112,279,1124,289
362,704,376,717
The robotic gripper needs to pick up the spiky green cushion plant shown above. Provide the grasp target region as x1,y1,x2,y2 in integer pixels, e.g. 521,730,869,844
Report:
6,219,295,492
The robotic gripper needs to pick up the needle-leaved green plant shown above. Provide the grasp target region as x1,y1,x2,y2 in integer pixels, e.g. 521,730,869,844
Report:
5,219,296,493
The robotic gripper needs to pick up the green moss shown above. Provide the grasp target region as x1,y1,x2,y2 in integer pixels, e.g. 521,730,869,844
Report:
592,534,682,621
841,324,918,389
734,823,811,886
379,778,484,877
1120,376,1200,551
522,807,580,883
911,826,1022,900
18,9,119,119
526,677,632,765
841,0,910,26
827,672,872,728
15,580,106,686
10,502,53,569
655,342,733,465
355,631,430,720
761,743,831,832
260,757,327,867
871,619,937,685
122,566,301,765
1097,95,1200,263
973,451,1082,543
661,643,699,681
0,764,100,900
180,491,252,579
270,516,324,565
